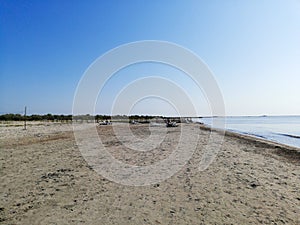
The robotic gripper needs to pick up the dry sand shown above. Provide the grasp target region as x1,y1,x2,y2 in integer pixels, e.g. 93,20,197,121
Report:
0,122,299,224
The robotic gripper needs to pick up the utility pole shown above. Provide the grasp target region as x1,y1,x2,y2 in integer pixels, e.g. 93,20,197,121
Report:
24,106,27,130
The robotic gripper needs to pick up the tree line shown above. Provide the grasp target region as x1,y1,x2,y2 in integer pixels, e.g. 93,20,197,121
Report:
0,113,73,122
0,113,157,122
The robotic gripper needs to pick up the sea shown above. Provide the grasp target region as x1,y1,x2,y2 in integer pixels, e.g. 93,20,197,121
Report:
197,116,300,149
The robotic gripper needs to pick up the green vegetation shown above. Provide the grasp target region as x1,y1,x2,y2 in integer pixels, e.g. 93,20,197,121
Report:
0,114,156,123
0,114,72,122
0,114,187,124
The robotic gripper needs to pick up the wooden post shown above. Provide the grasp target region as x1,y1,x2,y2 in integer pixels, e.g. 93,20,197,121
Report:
24,106,27,130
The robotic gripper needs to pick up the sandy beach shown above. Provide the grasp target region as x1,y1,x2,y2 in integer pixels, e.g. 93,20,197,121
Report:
0,122,299,224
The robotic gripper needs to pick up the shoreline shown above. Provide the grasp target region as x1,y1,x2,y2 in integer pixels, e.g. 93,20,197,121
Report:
199,116,300,150
200,124,300,165
200,123,300,150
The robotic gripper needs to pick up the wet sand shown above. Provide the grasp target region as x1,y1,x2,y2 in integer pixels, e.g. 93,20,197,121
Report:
0,122,299,224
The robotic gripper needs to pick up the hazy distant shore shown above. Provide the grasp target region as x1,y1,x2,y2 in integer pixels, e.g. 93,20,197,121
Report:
0,121,299,224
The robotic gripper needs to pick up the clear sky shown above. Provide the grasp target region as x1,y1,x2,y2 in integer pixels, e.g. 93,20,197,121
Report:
1,0,300,116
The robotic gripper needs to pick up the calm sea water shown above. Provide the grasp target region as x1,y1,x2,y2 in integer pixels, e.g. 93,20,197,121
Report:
198,116,300,149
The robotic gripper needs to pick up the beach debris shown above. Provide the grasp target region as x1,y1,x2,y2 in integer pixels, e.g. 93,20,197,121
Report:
98,120,112,125
249,181,260,188
165,118,178,127
130,120,138,124
169,209,176,214
63,204,75,211
39,168,74,182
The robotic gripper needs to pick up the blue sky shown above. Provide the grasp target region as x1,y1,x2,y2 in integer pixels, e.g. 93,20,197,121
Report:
1,0,300,116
